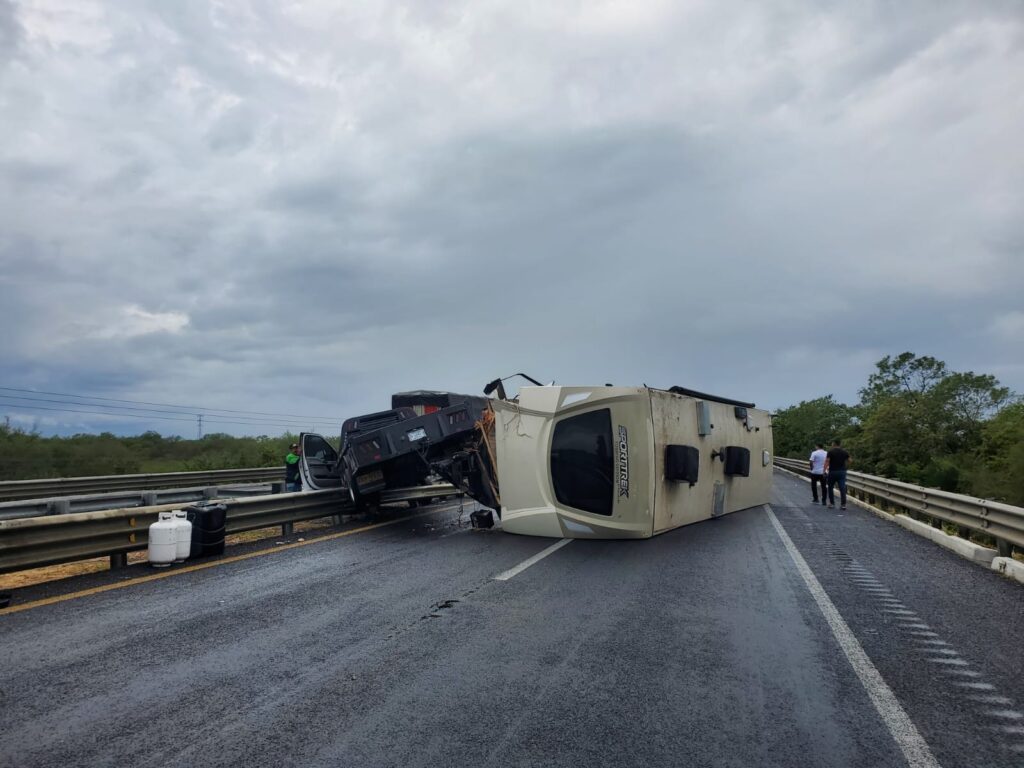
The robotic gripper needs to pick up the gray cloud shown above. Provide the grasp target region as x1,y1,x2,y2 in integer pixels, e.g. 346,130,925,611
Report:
1,0,1022,436
0,1,20,69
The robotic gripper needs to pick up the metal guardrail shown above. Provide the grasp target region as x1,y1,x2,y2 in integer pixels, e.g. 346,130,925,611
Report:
0,467,285,503
0,483,459,576
773,457,1023,555
0,483,277,521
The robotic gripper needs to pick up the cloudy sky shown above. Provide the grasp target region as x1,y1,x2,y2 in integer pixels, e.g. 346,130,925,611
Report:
1,0,1022,437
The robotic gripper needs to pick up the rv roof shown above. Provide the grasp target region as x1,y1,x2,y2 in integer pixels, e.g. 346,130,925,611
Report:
664,386,756,409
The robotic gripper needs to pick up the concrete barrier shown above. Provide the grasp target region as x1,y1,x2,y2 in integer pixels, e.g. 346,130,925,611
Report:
991,557,1024,585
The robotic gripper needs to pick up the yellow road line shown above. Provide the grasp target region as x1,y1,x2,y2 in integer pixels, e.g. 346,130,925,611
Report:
1,511,430,616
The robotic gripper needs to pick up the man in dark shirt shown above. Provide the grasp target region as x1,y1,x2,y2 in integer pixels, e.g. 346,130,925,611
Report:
824,439,851,509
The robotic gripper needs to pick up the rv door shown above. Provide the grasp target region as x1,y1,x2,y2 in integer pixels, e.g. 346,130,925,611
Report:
299,432,343,491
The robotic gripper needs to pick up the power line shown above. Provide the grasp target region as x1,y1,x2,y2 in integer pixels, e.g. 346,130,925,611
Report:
0,386,344,421
0,401,316,432
2,402,192,423
0,393,320,428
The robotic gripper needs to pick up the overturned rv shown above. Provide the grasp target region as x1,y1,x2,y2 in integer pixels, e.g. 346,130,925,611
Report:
486,384,773,539
298,381,772,539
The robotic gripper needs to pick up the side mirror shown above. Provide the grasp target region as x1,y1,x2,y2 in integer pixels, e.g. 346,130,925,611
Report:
483,378,507,400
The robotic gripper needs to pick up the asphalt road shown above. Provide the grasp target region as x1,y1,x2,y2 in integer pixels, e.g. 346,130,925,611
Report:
1,473,1021,767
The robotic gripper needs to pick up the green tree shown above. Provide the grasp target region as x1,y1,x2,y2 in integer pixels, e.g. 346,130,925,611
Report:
772,396,856,458
859,352,948,413
969,402,1024,505
926,372,1010,454
771,353,1019,500
0,421,315,480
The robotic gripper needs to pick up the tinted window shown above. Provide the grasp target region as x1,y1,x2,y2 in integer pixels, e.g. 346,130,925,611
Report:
303,434,338,463
550,408,613,516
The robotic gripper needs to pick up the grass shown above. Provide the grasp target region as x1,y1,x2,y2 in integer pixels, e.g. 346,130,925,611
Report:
0,517,340,591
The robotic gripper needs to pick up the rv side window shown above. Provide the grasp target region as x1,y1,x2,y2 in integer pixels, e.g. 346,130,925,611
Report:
550,408,614,516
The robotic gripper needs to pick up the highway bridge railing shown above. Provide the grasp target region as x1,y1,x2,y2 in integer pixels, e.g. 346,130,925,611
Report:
0,483,458,576
773,457,1023,557
0,483,278,522
0,467,285,503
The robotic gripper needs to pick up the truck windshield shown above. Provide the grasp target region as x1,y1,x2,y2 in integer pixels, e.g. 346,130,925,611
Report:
550,408,614,516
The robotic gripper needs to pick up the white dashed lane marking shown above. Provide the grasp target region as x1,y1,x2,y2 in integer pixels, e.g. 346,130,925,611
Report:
764,505,941,768
771,490,1024,759
492,538,572,581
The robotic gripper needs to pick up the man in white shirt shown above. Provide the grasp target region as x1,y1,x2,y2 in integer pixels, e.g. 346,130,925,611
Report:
809,443,828,505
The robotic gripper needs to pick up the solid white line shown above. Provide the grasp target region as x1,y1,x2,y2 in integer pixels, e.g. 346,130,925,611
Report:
764,505,941,768
492,539,572,581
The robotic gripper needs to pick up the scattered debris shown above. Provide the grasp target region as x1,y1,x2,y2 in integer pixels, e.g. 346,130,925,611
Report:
471,509,494,529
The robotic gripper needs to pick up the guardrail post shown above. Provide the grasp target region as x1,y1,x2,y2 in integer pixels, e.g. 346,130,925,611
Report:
142,491,158,506
282,522,294,536
48,499,70,516
110,553,128,570
272,482,284,494
203,487,219,499
997,539,1014,558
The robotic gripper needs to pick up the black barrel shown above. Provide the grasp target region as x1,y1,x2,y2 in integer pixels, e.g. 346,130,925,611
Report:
185,502,228,558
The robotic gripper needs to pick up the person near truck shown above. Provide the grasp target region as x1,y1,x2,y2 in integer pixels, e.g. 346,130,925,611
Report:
285,443,302,492
824,439,851,510
808,443,828,505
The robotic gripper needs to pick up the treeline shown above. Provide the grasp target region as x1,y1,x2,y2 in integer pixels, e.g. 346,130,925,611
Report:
0,423,307,480
773,353,1023,506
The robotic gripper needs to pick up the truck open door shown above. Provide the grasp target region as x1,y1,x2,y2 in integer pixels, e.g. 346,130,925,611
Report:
298,432,344,491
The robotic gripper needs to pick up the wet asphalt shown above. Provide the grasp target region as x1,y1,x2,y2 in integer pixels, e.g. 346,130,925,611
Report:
0,471,1021,768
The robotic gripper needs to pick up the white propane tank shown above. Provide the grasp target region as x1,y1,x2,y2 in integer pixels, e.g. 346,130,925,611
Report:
148,511,177,567
173,510,192,563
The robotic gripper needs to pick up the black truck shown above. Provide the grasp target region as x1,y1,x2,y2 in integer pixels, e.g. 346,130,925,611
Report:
296,392,499,510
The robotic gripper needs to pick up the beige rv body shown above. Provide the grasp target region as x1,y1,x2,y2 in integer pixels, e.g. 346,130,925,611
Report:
491,386,773,539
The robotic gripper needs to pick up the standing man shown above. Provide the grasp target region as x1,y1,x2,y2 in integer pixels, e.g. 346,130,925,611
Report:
285,442,302,492
824,439,851,510
808,442,828,505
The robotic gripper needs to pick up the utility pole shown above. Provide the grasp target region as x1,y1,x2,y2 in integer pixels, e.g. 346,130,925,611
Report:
197,413,203,439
